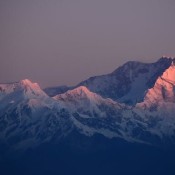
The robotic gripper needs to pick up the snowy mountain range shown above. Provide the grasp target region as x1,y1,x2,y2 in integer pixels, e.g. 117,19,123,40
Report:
1,57,175,151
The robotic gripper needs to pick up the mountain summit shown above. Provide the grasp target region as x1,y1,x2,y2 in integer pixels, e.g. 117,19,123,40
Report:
138,58,175,109
0,79,47,99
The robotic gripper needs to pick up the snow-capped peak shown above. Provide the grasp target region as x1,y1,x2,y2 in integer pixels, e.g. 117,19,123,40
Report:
19,79,48,99
54,86,122,114
66,86,92,97
54,86,96,100
0,79,47,100
137,61,175,108
53,86,111,111
20,79,36,86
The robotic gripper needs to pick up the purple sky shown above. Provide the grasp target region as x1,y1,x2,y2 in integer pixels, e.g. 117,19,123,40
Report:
0,0,175,88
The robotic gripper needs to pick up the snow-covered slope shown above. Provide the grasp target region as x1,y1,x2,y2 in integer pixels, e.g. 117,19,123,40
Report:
54,86,149,143
0,79,55,113
138,59,175,108
0,79,72,149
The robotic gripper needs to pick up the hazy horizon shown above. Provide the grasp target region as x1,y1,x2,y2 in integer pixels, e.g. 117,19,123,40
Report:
1,0,175,88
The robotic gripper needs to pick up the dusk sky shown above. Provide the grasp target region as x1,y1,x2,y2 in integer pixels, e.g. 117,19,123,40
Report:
0,0,175,88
